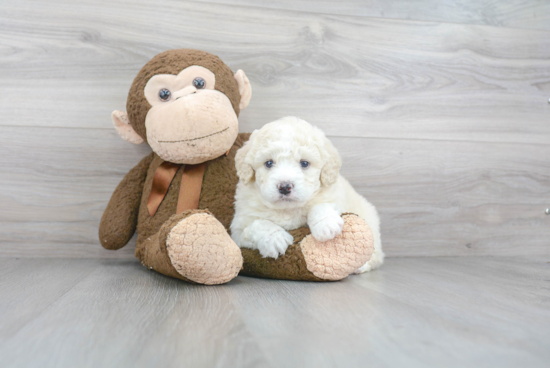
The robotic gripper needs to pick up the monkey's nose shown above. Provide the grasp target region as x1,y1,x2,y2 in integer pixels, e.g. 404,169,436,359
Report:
277,182,294,195
174,86,197,100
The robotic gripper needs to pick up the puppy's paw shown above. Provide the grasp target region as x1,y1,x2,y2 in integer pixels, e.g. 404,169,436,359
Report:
257,229,293,259
310,213,344,242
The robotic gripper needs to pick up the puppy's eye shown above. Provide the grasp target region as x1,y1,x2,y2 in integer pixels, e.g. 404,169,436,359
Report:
193,77,205,89
158,88,171,101
265,160,274,169
300,160,309,168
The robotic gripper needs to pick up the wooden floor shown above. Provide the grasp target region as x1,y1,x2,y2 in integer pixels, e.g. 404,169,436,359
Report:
0,256,548,368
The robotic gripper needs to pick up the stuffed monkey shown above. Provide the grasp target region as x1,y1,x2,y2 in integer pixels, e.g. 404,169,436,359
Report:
99,49,373,284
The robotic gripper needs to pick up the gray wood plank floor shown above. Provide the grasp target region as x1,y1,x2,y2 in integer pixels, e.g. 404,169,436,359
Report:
0,256,548,368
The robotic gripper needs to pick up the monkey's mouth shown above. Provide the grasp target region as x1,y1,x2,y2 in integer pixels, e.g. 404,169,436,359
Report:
158,127,229,143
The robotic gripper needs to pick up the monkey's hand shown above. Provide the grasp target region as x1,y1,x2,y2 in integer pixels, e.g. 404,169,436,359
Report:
99,153,153,250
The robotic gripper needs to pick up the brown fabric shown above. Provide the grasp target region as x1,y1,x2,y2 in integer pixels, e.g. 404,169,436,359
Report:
147,161,208,217
136,210,207,282
129,133,250,282
136,133,250,246
135,209,243,285
126,49,242,142
99,153,154,250
147,161,180,217
240,227,324,281
177,163,206,214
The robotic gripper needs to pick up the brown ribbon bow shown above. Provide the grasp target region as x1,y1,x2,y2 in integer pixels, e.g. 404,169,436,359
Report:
147,161,207,217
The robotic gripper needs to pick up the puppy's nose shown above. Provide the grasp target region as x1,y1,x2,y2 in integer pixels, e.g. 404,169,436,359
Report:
277,182,294,195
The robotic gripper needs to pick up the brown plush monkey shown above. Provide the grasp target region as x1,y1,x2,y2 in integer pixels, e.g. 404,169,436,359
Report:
99,49,374,284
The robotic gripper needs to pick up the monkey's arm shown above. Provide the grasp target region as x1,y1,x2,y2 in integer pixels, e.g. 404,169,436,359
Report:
99,153,154,250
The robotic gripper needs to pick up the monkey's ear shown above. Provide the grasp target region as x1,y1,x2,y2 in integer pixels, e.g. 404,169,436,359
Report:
111,110,144,144
234,70,252,110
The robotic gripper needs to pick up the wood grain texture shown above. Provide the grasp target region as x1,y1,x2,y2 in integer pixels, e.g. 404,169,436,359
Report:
1,0,549,144
1,0,549,258
0,257,548,367
1,125,548,258
0,126,150,259
197,0,550,31
0,259,100,343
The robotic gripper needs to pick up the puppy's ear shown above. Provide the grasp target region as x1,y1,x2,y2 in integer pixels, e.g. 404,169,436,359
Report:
235,140,254,184
320,136,342,187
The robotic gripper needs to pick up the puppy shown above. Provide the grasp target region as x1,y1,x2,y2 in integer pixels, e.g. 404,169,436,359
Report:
231,117,383,273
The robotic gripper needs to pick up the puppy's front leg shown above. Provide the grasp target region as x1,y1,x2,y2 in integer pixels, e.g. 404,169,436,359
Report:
240,220,294,259
308,203,344,242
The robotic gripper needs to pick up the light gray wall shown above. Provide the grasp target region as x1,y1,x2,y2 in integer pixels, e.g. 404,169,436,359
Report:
1,0,549,258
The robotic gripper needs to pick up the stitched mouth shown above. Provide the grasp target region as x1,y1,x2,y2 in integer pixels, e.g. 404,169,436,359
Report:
158,127,229,143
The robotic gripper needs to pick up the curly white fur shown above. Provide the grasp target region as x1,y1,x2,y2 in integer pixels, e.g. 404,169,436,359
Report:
231,116,384,273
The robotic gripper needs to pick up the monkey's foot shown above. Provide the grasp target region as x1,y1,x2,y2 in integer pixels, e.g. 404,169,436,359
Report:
301,214,373,281
165,212,243,285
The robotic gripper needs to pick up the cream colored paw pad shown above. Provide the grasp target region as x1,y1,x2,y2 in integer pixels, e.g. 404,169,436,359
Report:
166,213,243,285
301,214,374,281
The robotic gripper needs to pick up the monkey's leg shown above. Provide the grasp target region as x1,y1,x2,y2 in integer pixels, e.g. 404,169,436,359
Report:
240,213,373,281
136,209,243,285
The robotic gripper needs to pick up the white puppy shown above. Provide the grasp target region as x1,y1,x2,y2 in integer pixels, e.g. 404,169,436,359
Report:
231,117,383,273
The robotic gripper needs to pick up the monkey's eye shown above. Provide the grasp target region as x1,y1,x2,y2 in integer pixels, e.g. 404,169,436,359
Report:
300,160,309,168
265,160,274,169
158,88,171,101
193,77,206,89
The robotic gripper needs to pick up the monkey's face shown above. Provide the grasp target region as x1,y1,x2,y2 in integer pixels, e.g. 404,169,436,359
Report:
111,49,252,165
143,66,238,164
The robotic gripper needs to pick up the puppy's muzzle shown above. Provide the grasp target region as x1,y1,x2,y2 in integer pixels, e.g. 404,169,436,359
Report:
277,182,294,195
